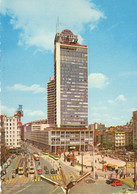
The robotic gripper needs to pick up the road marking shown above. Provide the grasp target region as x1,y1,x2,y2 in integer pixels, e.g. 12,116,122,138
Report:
51,176,53,180
24,177,27,182
15,182,34,194
17,177,20,182
14,178,17,183
38,177,40,181
20,177,24,182
9,179,12,183
65,174,68,179
58,175,61,180
10,179,14,183
56,175,59,180
53,176,56,180
71,174,75,178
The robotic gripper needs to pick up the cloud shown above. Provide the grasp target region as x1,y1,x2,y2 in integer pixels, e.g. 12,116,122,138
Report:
108,94,127,104
107,100,115,104
116,94,126,102
0,0,105,51
0,105,45,117
24,109,45,117
6,84,46,93
88,73,109,88
1,105,15,115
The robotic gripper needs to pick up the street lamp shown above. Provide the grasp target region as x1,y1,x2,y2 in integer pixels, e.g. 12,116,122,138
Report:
92,140,95,179
89,128,95,179
81,152,84,175
134,151,137,190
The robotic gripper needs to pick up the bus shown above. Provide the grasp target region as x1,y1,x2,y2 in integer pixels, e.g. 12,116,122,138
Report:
12,154,22,178
28,160,35,174
18,158,25,175
33,154,40,161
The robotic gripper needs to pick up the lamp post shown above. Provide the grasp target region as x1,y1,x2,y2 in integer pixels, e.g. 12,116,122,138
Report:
89,128,96,179
91,128,95,179
92,138,95,179
134,151,137,190
81,152,84,175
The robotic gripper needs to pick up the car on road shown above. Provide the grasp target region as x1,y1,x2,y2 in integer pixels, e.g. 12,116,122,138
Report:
44,166,49,174
106,178,117,184
111,180,123,186
45,168,49,174
50,168,56,174
37,168,43,174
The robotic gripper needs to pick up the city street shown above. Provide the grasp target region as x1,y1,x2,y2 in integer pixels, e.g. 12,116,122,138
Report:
1,142,134,194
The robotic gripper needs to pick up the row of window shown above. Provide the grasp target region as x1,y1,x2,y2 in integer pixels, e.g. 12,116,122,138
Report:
6,138,20,141
6,143,20,146
6,135,20,137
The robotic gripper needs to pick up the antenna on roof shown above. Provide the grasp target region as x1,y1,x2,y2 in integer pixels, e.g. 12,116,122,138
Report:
56,16,59,33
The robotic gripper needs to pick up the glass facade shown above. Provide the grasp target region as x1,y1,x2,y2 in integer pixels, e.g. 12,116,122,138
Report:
60,46,88,126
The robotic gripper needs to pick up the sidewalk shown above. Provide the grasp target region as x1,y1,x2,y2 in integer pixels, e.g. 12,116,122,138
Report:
121,177,137,188
59,152,136,188
42,152,136,190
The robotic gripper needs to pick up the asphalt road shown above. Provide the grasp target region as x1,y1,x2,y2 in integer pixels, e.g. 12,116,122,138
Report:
1,142,131,194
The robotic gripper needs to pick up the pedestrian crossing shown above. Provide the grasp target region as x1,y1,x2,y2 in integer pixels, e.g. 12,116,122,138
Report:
1,173,76,184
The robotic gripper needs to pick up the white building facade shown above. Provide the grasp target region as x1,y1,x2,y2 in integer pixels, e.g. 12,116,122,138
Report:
3,114,22,149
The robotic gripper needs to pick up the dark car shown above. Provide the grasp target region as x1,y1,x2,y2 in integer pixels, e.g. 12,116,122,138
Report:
44,166,47,170
45,168,49,174
50,168,56,174
106,178,117,184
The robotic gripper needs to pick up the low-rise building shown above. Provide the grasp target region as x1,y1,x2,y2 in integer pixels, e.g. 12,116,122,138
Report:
2,106,23,153
26,127,93,153
102,124,133,150
132,110,137,150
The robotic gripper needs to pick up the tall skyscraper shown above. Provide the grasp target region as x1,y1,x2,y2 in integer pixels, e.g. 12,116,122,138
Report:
26,30,92,153
54,29,88,128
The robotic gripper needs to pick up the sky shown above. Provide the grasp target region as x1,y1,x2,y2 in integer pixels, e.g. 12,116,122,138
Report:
0,0,137,127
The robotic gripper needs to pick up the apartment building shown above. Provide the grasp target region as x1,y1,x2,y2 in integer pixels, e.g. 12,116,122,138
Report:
2,110,23,153
102,127,133,150
0,115,6,164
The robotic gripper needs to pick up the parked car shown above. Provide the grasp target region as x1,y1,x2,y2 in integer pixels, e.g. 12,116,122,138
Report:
37,168,43,174
45,168,49,174
106,178,117,184
44,166,49,174
50,168,56,174
112,180,123,186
